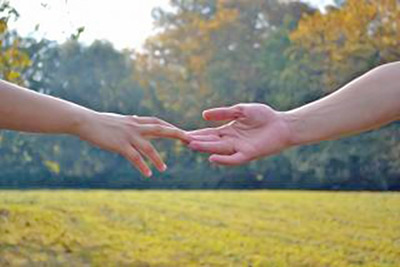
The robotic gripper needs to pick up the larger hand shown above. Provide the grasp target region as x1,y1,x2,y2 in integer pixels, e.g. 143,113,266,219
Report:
188,104,293,165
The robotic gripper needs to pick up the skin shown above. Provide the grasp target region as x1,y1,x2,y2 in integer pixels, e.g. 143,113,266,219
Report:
0,80,190,177
188,62,400,166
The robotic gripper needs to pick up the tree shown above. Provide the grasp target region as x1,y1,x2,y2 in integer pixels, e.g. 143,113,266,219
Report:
289,0,400,89
137,0,315,122
0,1,30,83
285,0,400,189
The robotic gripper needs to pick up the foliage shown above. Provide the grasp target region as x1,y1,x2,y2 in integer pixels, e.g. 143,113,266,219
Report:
285,0,400,190
289,0,400,89
0,0,399,190
137,0,316,121
0,1,30,84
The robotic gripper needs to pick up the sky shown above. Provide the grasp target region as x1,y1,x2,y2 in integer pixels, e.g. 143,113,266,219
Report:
8,0,335,51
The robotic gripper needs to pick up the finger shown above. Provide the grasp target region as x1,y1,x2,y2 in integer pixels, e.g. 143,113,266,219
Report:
209,152,248,166
189,141,234,155
188,128,221,142
203,105,245,121
188,128,220,136
133,116,176,128
189,135,221,142
136,140,167,172
141,125,191,142
124,147,152,177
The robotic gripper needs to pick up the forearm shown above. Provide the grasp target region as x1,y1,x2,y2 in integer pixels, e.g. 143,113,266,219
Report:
286,62,400,146
0,80,94,136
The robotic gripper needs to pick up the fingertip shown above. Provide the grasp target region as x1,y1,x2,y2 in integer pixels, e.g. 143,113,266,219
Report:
154,164,165,173
202,110,211,120
146,170,153,177
182,133,193,143
168,128,189,142
153,162,166,173
209,155,218,163
208,155,222,166
141,166,153,177
162,164,167,172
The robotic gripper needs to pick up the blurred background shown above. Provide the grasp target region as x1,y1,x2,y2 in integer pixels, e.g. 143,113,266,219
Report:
0,0,399,190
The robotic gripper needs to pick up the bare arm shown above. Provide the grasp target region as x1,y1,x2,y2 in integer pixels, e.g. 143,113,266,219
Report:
0,80,94,134
286,62,400,145
0,80,190,176
188,62,400,165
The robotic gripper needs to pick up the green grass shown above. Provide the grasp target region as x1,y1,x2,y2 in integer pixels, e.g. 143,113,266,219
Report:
0,191,399,266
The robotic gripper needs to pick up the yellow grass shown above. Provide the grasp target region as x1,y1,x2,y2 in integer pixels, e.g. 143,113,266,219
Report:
0,191,399,266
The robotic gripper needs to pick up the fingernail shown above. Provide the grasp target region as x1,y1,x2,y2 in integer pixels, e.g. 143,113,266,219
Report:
162,164,167,171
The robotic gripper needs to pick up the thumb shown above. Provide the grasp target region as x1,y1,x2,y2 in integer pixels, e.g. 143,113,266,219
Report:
202,105,245,121
209,152,248,166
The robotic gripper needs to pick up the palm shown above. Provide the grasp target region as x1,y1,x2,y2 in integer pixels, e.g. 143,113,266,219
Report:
188,104,292,165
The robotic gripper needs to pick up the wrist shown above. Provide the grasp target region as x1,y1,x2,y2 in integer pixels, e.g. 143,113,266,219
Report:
281,110,304,147
68,107,99,139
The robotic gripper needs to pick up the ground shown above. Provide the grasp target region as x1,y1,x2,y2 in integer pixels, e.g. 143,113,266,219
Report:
0,190,399,266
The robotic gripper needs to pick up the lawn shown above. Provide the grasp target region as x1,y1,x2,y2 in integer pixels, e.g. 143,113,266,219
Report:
0,191,399,266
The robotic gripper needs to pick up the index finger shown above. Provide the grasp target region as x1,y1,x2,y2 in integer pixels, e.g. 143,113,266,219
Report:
188,128,220,137
133,116,176,128
141,125,191,142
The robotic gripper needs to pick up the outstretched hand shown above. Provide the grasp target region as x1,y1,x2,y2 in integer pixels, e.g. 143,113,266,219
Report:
188,104,293,166
78,112,190,177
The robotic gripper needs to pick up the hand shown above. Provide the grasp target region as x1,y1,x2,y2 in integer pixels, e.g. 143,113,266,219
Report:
188,103,293,165
77,112,190,177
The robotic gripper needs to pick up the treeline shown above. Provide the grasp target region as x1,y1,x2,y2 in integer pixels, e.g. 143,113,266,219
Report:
0,0,399,190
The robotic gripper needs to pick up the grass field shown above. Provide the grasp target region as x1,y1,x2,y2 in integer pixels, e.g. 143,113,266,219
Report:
0,191,399,266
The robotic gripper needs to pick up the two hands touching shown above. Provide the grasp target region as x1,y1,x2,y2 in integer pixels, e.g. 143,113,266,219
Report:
79,104,287,176
0,78,280,177
98,61,400,175
0,76,292,177
0,62,399,177
75,103,291,176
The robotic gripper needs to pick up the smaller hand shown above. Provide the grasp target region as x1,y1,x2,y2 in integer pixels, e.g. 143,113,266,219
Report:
78,112,190,177
188,103,293,166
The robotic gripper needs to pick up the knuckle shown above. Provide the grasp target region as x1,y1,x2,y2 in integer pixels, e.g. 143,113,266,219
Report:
179,131,188,139
219,128,228,136
130,115,139,122
151,117,161,124
217,126,227,135
153,125,163,132
130,153,142,162
127,120,140,129
142,144,154,154
232,104,246,118
171,129,181,137
233,104,244,113
168,127,178,134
